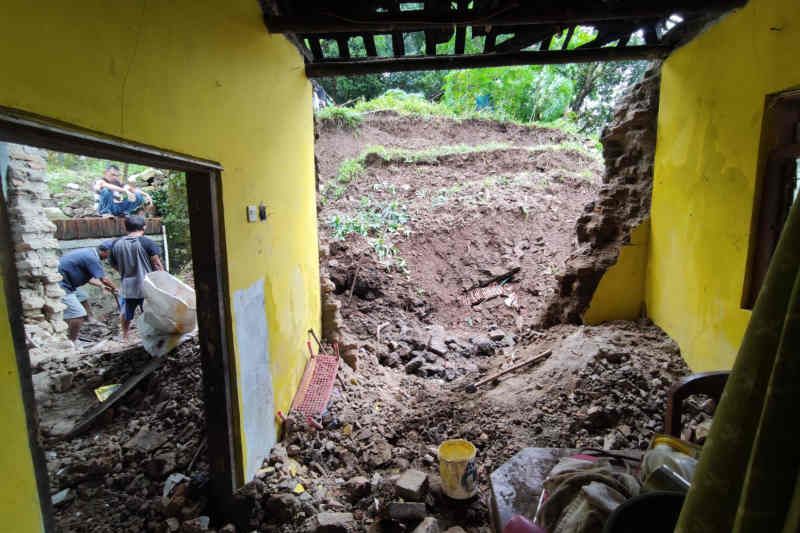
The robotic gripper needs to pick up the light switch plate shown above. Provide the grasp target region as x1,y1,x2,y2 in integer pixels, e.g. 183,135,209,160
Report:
246,205,258,222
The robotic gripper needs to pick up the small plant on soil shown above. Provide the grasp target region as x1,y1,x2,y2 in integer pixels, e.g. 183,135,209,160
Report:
337,158,365,184
316,106,363,129
328,197,409,271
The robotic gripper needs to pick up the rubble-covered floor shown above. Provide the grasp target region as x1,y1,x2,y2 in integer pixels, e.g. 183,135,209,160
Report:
234,319,706,532
33,110,717,532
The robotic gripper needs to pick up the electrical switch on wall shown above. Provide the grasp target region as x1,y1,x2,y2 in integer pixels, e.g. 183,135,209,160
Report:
246,205,258,223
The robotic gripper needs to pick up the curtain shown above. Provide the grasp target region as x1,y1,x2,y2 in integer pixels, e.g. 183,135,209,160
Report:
676,197,800,532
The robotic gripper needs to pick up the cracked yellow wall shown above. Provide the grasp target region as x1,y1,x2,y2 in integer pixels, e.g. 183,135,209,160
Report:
647,0,800,371
0,0,320,512
584,220,649,324
0,280,44,532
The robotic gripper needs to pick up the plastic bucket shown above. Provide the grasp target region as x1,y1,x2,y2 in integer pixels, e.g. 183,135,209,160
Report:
438,439,478,500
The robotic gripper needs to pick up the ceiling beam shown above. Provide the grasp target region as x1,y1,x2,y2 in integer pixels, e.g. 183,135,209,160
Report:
265,1,745,34
306,44,670,77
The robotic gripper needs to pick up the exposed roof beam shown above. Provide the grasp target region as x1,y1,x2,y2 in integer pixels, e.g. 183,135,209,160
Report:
306,44,670,77
265,1,744,34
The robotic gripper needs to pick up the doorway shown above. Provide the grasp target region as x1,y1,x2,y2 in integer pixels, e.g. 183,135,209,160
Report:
0,106,240,530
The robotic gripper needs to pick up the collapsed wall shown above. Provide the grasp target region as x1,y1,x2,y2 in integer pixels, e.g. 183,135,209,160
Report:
541,63,661,326
4,143,72,359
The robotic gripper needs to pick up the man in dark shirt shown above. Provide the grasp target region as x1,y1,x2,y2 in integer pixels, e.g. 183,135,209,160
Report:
58,242,118,343
109,215,164,339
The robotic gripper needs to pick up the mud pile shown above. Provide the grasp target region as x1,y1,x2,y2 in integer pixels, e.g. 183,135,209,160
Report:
317,111,604,373
232,320,690,532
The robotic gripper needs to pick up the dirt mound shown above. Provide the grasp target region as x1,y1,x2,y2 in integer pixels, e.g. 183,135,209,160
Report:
317,113,603,377
233,320,690,531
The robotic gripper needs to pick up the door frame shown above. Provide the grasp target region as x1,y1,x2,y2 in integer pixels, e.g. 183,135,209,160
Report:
0,105,242,527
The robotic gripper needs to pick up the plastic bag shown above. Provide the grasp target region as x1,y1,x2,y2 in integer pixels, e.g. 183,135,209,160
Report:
136,271,197,357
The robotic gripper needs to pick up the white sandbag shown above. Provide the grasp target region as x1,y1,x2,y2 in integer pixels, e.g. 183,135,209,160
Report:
141,271,196,334
137,271,197,357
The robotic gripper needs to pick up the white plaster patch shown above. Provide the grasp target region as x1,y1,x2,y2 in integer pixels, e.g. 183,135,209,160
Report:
233,278,276,480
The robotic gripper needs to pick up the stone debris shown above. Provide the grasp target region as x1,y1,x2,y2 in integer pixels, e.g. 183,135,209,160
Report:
396,469,429,501
413,517,442,533
387,501,428,522
5,144,72,363
314,511,357,532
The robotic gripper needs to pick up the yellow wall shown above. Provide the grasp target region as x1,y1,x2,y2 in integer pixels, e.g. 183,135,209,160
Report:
647,0,800,370
0,0,319,503
0,280,44,532
584,220,649,324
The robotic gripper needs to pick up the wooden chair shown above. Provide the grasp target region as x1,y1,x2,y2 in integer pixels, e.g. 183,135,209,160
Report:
664,371,730,438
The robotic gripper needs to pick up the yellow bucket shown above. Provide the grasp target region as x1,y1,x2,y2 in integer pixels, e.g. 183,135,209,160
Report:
438,439,478,499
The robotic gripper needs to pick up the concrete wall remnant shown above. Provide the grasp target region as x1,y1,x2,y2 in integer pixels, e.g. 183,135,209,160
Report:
541,64,661,326
4,143,72,360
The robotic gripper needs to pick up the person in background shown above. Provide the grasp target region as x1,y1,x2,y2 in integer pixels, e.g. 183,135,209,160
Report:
58,241,118,346
95,164,153,217
109,215,164,340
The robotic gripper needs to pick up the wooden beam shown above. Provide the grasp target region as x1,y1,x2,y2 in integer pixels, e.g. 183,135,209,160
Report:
454,26,466,54
265,1,746,34
364,34,378,56
392,32,405,56
306,44,671,77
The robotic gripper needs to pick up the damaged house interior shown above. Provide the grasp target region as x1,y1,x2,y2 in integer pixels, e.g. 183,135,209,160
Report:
1,0,799,532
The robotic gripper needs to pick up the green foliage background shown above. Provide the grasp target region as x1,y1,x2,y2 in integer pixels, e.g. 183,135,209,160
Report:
317,26,650,134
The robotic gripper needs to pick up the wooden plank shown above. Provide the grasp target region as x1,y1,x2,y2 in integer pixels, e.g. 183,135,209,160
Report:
364,34,378,56
54,217,163,240
0,106,222,173
335,36,351,59
307,44,670,77
186,169,242,517
63,354,166,439
264,1,746,34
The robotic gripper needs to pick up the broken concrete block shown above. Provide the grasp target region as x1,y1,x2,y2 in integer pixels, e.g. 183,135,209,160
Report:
488,329,506,341
124,426,168,453
344,475,370,501
412,517,440,533
180,516,210,532
387,501,427,522
396,469,428,501
51,488,73,507
264,493,300,523
314,511,356,532
427,325,448,355
50,371,73,392
404,356,425,374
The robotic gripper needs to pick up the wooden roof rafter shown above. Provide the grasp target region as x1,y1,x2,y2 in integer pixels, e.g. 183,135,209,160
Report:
259,0,747,77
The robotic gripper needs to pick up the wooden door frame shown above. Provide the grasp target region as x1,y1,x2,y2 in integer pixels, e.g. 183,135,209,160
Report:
0,105,242,528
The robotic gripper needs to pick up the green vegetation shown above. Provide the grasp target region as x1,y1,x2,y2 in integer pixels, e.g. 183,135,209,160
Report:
316,26,649,134
149,172,192,272
315,105,363,129
328,197,409,271
336,158,365,184
353,90,452,117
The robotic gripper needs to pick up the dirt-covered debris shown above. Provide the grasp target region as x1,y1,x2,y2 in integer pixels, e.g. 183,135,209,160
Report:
42,339,214,533
232,320,690,532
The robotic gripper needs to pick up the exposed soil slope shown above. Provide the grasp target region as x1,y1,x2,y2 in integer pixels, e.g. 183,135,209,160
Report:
317,112,603,364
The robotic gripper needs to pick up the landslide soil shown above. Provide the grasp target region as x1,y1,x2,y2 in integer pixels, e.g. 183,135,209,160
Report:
317,111,603,342
217,112,697,532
